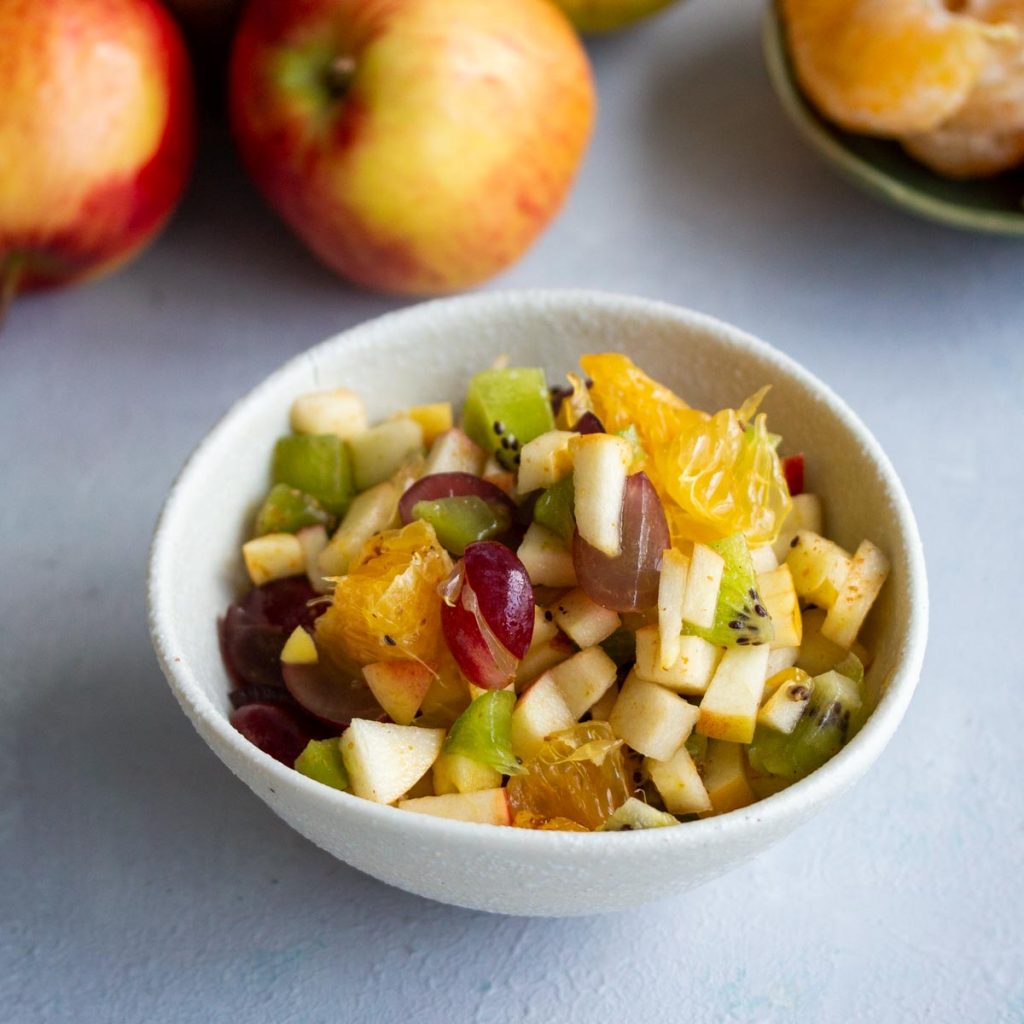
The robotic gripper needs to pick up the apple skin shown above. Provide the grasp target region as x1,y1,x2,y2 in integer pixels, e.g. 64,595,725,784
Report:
553,0,681,33
0,0,195,298
229,0,595,296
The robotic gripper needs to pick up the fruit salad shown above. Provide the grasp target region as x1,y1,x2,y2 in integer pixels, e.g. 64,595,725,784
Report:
220,356,890,831
782,0,1024,180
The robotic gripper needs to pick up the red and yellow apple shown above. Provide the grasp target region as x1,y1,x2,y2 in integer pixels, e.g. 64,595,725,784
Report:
0,0,195,310
229,0,595,296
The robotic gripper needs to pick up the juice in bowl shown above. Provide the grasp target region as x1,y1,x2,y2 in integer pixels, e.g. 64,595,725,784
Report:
149,291,927,915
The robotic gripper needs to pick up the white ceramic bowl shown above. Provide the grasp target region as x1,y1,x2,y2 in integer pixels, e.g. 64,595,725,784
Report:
148,290,927,917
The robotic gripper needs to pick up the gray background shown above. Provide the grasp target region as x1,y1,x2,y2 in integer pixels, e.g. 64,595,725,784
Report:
3,1,1022,1021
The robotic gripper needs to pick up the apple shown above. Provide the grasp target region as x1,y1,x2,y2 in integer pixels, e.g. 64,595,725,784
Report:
570,434,633,557
399,788,511,826
362,660,435,726
696,645,771,745
229,0,595,296
340,719,444,804
609,671,698,761
0,0,194,318
553,0,681,34
510,675,575,761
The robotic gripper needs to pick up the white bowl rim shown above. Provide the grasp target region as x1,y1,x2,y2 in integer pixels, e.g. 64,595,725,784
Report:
148,288,928,854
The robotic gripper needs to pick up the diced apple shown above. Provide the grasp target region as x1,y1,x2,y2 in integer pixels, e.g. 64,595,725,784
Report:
517,430,576,494
571,433,632,557
657,548,689,667
340,720,444,804
290,387,367,440
483,469,516,496
646,747,712,815
633,625,720,696
701,740,756,815
515,633,575,690
544,646,618,719
532,606,559,646
424,428,487,476
757,565,802,648
772,492,824,561
281,625,318,665
609,672,699,761
397,402,452,446
511,674,576,761
517,522,577,587
317,480,399,578
681,543,724,629
399,787,511,825
551,588,621,648
295,524,331,593
432,752,502,795
697,645,771,744
588,684,619,722
348,418,424,492
757,669,813,733
362,660,435,726
785,530,852,608
749,545,779,573
766,645,799,678
822,539,890,649
242,532,305,586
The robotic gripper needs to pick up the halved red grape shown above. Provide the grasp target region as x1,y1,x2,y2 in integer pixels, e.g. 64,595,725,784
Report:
399,472,515,525
782,454,804,496
441,588,516,689
229,685,302,711
283,656,383,727
463,542,534,658
237,577,325,632
229,703,313,766
441,542,534,689
572,411,605,435
573,472,669,612
220,579,329,691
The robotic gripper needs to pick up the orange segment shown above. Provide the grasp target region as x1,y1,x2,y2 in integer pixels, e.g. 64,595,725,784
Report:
316,519,452,668
945,0,1024,133
902,123,1024,176
782,0,990,135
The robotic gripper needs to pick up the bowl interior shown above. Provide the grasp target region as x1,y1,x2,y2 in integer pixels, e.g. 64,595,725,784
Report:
155,290,918,742
762,4,1024,237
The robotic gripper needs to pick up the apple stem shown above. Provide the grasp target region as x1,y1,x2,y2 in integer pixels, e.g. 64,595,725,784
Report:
0,256,22,334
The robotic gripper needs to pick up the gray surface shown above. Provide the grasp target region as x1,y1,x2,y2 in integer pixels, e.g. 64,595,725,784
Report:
2,2,1021,1021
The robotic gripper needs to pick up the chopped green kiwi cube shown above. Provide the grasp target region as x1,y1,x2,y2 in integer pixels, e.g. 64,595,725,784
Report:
254,483,332,537
462,368,555,470
272,434,353,517
533,474,575,543
599,797,678,831
600,625,636,668
748,669,863,781
294,738,349,791
444,689,522,775
412,496,512,556
683,532,775,647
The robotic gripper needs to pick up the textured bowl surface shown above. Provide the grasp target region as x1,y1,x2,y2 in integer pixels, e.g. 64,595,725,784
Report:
148,290,927,917
763,4,1024,237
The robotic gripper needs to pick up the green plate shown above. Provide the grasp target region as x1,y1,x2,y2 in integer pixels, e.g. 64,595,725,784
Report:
762,3,1024,236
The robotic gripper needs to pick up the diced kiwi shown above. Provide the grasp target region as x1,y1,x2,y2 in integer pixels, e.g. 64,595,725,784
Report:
747,669,863,780
599,797,678,831
683,533,775,647
272,434,354,517
294,738,349,791
412,496,511,556
444,690,522,775
533,475,575,543
254,483,332,537
600,625,636,667
462,368,555,470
